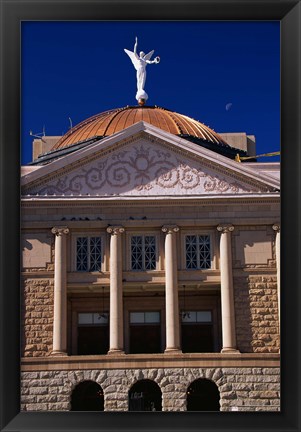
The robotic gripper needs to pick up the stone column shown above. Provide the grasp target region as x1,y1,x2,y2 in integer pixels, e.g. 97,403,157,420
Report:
51,226,69,356
162,225,181,353
106,226,125,354
217,224,239,353
273,223,280,327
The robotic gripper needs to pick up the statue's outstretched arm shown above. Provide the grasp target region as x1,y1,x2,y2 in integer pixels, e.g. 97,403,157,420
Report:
146,57,160,65
134,37,138,56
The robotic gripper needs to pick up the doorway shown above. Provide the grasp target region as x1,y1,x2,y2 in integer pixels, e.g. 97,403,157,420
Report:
71,381,104,411
77,312,109,354
129,311,162,353
128,379,162,411
187,378,220,411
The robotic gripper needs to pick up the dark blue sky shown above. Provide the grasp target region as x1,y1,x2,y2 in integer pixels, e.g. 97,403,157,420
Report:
21,21,280,164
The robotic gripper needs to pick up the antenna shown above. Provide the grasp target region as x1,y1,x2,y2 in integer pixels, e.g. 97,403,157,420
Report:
29,127,46,142
69,117,73,129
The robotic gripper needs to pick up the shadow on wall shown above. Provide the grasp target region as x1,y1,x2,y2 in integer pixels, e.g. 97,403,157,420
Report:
234,277,253,352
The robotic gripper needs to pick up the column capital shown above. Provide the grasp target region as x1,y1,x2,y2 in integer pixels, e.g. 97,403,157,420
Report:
272,223,280,233
51,226,69,236
217,224,234,233
106,226,125,235
162,225,179,234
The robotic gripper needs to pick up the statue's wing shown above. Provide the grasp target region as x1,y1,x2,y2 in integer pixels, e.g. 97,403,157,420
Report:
124,49,139,68
143,50,154,61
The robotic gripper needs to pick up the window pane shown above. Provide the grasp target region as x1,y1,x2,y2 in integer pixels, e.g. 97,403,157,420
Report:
130,312,145,323
131,236,143,270
144,236,156,270
76,237,88,271
145,311,160,323
197,311,212,322
93,313,109,324
185,234,211,270
198,235,211,269
78,313,93,324
131,235,156,271
76,236,102,272
181,311,197,322
90,237,102,271
186,235,198,269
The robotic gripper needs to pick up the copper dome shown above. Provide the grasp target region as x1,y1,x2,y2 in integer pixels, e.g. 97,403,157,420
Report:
52,106,227,150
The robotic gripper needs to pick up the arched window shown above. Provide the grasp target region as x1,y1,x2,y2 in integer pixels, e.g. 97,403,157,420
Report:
71,380,104,411
128,379,162,411
187,378,220,411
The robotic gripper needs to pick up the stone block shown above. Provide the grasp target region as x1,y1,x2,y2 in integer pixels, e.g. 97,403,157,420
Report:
219,383,233,392
21,395,37,404
255,406,279,411
222,391,237,400
30,387,49,396
26,403,48,411
164,384,175,392
49,379,64,387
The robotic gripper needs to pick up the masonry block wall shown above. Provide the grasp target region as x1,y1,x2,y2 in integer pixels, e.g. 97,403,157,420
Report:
234,276,279,353
21,278,54,357
20,367,280,412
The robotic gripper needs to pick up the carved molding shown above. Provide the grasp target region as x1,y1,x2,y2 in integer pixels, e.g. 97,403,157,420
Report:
217,224,235,234
51,226,69,236
21,197,281,209
161,225,180,234
272,223,280,233
106,226,125,235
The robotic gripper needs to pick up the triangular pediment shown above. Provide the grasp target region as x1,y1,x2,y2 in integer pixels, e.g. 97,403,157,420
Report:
22,122,280,198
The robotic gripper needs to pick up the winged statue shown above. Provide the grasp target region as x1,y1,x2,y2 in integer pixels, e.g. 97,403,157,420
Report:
124,37,160,104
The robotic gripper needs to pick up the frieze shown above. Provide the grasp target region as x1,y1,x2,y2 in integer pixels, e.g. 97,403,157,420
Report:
26,142,258,197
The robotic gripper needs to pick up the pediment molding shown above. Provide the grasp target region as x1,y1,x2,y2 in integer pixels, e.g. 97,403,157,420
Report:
22,123,279,197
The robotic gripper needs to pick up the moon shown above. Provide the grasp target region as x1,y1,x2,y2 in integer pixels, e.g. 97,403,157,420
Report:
225,103,233,111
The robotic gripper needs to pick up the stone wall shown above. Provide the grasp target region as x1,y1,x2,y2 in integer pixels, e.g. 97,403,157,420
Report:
20,367,280,412
234,276,279,353
21,278,54,357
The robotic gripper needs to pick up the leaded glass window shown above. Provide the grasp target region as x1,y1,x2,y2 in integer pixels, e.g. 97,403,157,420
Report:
76,236,102,271
185,235,211,269
131,235,156,271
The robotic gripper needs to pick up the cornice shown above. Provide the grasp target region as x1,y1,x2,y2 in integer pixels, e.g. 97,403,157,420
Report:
21,219,281,230
21,194,280,208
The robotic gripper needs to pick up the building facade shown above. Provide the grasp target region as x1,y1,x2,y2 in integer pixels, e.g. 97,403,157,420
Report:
20,106,280,412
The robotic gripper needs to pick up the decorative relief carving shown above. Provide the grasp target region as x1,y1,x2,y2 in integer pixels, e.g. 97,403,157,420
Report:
51,227,69,236
28,143,255,196
106,226,125,235
204,176,240,193
217,224,235,234
272,223,280,233
162,225,179,234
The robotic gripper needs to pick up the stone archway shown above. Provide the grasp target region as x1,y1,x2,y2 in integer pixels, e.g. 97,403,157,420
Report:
186,378,220,411
128,379,162,411
70,380,104,411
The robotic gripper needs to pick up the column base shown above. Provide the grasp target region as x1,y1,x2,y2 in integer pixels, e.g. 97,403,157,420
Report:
221,348,240,354
50,350,68,356
107,349,125,355
164,348,182,354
